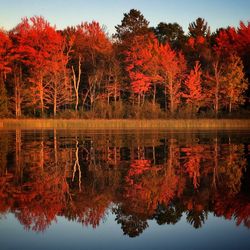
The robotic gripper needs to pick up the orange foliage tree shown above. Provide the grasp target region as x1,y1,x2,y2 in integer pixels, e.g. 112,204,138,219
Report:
9,16,71,117
159,44,186,113
76,21,112,111
183,61,203,113
0,29,11,115
124,34,155,107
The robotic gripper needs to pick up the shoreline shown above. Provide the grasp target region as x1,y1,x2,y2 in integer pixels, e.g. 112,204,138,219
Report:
0,119,250,130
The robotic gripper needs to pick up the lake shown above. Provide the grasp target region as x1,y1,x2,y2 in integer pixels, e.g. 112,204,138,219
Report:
0,129,249,250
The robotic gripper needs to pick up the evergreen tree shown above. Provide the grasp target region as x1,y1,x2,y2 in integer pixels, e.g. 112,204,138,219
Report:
154,22,186,49
186,18,212,69
188,17,210,38
115,9,150,41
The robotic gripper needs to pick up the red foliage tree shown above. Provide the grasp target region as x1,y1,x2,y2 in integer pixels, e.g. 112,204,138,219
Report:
204,60,224,116
158,43,186,114
9,16,71,116
215,27,238,56
0,30,11,115
125,34,156,106
0,30,11,75
74,21,112,111
183,61,203,113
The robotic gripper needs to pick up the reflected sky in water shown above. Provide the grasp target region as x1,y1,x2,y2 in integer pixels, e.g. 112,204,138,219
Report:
0,130,249,250
1,213,249,250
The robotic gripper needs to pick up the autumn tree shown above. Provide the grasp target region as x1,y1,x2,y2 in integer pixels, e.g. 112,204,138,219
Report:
63,26,82,112
124,32,166,110
102,47,122,116
25,17,63,116
124,35,153,107
9,16,70,117
0,30,11,116
223,54,248,112
205,59,224,116
236,22,250,76
158,43,186,114
45,40,71,116
215,22,250,107
74,21,112,112
114,9,152,114
215,22,250,68
183,61,203,114
9,17,41,116
145,37,163,106
8,22,31,117
215,27,238,57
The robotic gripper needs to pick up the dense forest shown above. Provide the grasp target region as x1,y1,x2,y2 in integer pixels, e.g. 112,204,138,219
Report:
0,9,249,118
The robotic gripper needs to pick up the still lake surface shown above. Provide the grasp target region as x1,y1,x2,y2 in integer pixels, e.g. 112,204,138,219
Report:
0,129,249,250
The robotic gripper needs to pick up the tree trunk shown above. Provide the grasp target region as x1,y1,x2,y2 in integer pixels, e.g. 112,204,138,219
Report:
153,83,156,106
165,85,167,112
142,93,145,106
72,56,81,112
169,78,174,115
75,91,79,111
41,90,44,117
54,87,57,117
14,67,22,118
114,81,117,108
39,76,44,117
214,62,220,118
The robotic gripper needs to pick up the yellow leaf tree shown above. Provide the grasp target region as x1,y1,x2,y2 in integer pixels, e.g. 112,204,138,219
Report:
223,54,248,112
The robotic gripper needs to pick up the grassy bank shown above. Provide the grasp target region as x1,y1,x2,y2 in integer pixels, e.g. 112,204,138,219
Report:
0,119,250,130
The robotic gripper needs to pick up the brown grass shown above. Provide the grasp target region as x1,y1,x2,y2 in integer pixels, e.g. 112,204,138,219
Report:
0,118,250,130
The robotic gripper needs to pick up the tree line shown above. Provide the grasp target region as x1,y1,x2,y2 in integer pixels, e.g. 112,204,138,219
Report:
0,9,249,118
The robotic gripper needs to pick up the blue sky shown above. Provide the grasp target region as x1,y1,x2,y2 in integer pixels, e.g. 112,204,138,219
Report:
0,0,249,35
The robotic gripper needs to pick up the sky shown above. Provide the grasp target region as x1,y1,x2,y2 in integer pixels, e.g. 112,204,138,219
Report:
0,0,249,35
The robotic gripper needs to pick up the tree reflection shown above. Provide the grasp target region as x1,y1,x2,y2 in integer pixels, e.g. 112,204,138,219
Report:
154,204,183,225
114,206,148,237
0,130,249,236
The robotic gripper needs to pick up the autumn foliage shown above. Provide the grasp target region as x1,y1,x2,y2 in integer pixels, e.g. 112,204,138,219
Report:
0,11,249,118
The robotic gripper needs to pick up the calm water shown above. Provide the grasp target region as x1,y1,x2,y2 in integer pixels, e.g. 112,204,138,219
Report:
0,129,249,250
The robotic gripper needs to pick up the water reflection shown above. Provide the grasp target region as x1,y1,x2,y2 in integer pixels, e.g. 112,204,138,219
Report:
0,129,249,237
